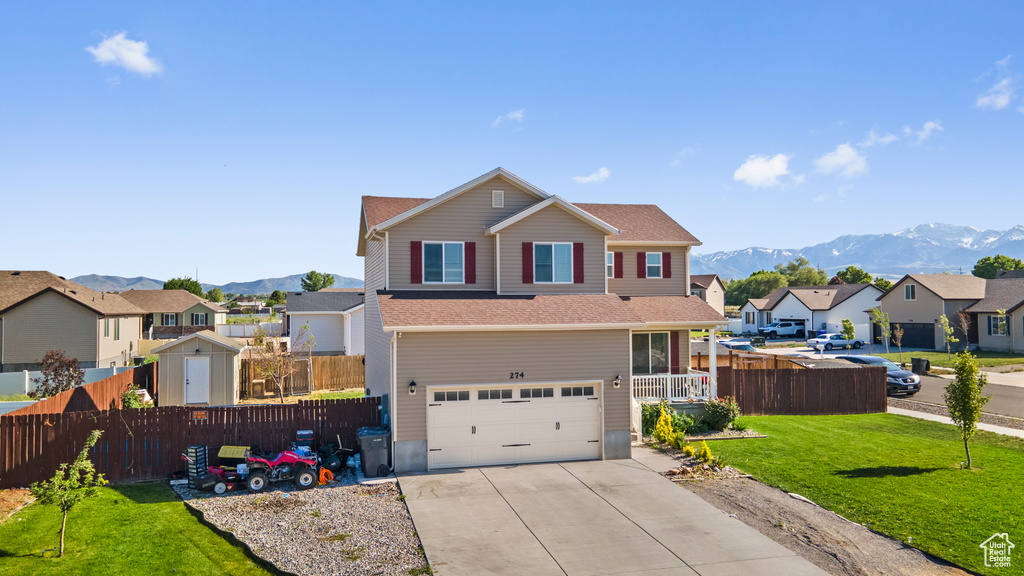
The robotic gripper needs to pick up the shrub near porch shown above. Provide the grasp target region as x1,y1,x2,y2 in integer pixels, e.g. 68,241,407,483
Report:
709,414,1024,575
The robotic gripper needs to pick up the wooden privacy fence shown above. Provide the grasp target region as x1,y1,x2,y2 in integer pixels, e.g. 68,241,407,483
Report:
0,397,381,489
716,366,887,415
9,363,157,416
693,351,806,371
240,355,365,398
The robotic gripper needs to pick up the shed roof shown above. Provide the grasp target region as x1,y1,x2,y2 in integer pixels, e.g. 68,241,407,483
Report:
151,331,248,354
0,270,144,316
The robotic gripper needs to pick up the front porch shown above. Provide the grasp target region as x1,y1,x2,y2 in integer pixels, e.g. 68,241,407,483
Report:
631,371,716,403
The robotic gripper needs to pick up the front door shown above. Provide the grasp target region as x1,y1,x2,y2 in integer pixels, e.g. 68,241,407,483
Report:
185,357,210,404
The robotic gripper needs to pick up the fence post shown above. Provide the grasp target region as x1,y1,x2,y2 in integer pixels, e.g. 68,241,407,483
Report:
23,371,29,395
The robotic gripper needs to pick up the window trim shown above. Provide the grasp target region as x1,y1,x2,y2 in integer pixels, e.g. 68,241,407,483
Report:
114,318,120,341
104,318,110,337
191,312,207,326
606,252,614,279
992,314,1008,336
162,313,177,326
646,252,662,279
905,284,917,301
534,242,574,284
765,312,773,324
423,241,465,284
632,331,670,375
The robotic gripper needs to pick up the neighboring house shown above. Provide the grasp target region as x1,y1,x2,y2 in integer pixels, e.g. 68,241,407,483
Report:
876,274,987,350
740,284,883,341
118,290,227,339
0,271,143,371
689,274,726,316
285,290,365,355
965,278,1024,353
152,331,247,406
357,167,726,473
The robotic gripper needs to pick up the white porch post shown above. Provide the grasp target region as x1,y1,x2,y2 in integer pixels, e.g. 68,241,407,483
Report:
708,328,718,398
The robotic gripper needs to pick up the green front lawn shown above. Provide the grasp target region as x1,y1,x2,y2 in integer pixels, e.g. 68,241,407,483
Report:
711,414,1023,574
311,389,366,400
877,350,1024,369
0,483,272,576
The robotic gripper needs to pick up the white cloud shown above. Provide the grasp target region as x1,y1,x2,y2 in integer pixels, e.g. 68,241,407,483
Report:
86,32,162,76
976,78,1015,110
492,109,525,127
813,194,825,203
914,120,944,143
732,154,791,188
573,167,611,184
815,144,867,178
859,129,898,147
670,147,695,166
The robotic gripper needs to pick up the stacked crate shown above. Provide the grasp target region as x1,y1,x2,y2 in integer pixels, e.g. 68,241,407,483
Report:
185,445,208,488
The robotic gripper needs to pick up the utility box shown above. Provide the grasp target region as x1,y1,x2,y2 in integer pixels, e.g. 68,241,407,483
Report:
357,426,391,478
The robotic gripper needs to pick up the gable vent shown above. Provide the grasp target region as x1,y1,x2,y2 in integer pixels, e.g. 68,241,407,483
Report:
491,190,504,208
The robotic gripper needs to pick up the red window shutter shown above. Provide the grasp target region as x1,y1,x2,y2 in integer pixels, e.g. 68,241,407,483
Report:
614,252,623,279
410,241,422,284
637,252,646,279
663,252,672,279
522,242,534,284
573,242,584,284
670,331,680,374
465,242,476,284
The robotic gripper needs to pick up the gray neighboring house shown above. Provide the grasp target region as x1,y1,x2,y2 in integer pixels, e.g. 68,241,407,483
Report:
285,289,365,355
689,274,726,316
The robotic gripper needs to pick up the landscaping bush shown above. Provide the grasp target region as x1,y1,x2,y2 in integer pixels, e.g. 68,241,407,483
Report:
654,405,674,443
696,440,712,463
120,385,151,409
640,401,665,436
670,411,695,434
671,432,688,450
681,444,695,457
703,396,741,431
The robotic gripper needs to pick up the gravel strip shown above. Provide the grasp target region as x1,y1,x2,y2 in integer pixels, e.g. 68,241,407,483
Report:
888,397,1024,430
174,473,428,576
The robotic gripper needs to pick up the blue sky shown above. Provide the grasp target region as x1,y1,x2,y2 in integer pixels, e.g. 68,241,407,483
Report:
2,2,1022,284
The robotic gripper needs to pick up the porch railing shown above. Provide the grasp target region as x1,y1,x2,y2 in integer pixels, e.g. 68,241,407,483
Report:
631,372,716,403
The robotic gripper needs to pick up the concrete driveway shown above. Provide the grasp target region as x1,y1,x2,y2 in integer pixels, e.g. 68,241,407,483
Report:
399,451,828,576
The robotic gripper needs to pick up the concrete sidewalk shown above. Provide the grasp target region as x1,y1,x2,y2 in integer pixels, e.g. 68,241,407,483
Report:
888,406,1024,438
400,456,828,576
932,369,1024,389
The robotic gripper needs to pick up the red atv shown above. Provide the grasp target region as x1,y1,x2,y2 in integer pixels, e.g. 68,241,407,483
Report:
244,447,318,492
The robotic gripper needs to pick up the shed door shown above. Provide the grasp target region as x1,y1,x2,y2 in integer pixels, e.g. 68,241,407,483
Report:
427,384,601,469
185,357,210,404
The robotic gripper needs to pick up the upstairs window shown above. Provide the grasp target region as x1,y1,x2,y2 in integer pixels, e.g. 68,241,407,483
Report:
162,313,177,326
114,318,120,341
646,253,662,278
424,242,464,283
904,284,917,301
535,243,573,283
491,190,504,208
104,318,110,337
192,313,208,326
606,252,614,279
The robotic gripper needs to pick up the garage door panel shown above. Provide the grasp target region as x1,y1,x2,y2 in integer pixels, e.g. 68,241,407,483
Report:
475,423,515,445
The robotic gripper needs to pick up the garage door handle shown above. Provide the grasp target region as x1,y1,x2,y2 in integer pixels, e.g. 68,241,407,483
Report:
472,425,476,434
555,422,560,430
502,444,530,447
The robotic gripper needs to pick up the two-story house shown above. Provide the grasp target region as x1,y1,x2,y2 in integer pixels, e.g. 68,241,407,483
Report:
118,289,227,339
357,168,727,473
876,274,987,349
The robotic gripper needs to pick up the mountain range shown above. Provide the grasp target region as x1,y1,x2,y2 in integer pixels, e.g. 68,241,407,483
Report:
691,223,1024,280
71,273,363,295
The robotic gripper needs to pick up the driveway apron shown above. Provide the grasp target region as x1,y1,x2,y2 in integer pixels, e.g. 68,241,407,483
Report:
400,454,828,576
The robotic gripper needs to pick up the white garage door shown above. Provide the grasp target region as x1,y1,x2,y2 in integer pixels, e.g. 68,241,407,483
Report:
427,383,601,469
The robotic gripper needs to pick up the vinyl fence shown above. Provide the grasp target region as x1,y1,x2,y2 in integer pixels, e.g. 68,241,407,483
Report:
0,397,381,489
0,365,138,397
715,365,887,415
7,364,157,416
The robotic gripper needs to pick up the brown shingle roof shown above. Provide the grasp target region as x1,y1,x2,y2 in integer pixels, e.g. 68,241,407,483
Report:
572,204,700,244
0,271,144,316
619,296,727,324
690,274,721,289
362,196,430,228
376,291,644,329
965,279,1024,313
119,290,226,314
901,274,987,300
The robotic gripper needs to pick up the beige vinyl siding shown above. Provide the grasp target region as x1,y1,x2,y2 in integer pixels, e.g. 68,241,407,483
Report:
386,178,539,291
157,338,240,406
393,329,630,443
363,290,391,397
2,291,99,366
183,303,217,326
878,280,944,349
607,245,689,296
365,236,386,291
978,312,1023,353
98,315,142,367
498,205,608,294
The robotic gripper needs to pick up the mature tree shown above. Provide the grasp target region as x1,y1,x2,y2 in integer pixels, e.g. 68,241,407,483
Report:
828,275,845,285
265,289,287,306
30,430,107,557
870,308,891,355
840,318,856,348
775,257,828,286
724,270,788,306
30,350,84,399
248,323,314,403
836,265,873,285
873,276,894,292
163,277,203,296
300,271,335,292
944,352,990,468
972,254,1024,279
204,287,224,302
939,314,958,358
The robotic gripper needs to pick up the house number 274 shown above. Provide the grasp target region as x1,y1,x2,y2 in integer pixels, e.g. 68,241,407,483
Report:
509,372,525,379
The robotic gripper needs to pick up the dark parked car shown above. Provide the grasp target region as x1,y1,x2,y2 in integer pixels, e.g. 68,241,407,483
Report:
834,355,921,396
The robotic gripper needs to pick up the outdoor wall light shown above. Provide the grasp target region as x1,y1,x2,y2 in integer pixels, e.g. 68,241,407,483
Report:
613,374,622,388
195,348,201,355
409,380,417,395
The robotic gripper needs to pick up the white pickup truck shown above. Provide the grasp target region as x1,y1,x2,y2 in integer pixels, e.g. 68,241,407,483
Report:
757,320,806,339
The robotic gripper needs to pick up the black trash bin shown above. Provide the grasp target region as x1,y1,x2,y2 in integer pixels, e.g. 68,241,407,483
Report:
357,426,391,478
911,357,930,374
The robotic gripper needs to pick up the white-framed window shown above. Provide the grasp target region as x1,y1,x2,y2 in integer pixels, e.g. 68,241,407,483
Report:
905,284,917,301
534,242,573,283
606,252,614,279
104,318,110,337
632,332,670,375
646,252,662,279
424,242,464,283
765,312,773,324
114,318,120,341
745,311,755,324
162,313,177,326
991,315,1008,336
191,313,208,326
691,289,702,297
